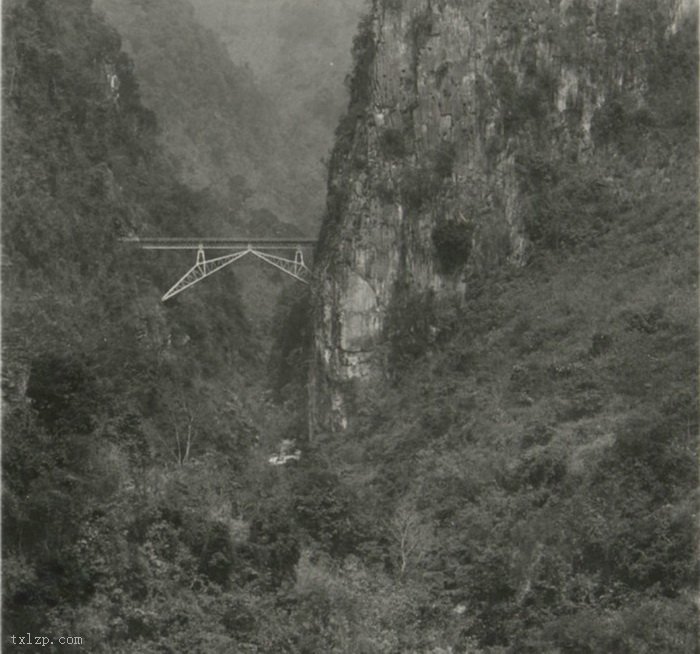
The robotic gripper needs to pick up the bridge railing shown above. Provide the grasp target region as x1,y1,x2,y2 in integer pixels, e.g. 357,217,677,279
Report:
121,237,317,249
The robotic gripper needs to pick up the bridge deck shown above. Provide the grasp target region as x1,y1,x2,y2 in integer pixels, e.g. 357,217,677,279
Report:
121,237,317,250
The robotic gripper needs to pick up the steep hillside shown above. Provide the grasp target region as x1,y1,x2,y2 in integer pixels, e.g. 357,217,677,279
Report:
1,1,288,647
94,0,316,233
311,0,698,432
306,176,698,649
292,0,698,650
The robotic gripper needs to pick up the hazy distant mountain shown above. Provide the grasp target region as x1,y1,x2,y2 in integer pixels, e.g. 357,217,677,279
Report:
94,0,341,233
189,0,366,226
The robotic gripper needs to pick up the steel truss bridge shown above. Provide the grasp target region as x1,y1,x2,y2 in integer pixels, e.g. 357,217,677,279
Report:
121,237,316,301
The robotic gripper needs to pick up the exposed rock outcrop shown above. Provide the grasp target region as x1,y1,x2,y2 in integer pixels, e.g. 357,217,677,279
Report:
311,0,696,433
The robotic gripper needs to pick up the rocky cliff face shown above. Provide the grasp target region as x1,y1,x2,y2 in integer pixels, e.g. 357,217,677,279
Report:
311,0,696,433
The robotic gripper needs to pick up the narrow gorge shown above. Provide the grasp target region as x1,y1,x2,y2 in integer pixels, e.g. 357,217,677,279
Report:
3,1,698,651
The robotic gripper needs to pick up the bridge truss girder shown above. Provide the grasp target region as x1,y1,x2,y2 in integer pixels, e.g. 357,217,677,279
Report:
161,245,311,302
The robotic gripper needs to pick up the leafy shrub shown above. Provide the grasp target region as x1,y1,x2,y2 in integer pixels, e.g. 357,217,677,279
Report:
609,412,696,495
292,467,362,558
26,353,98,434
435,61,449,85
591,95,656,151
539,599,699,654
622,304,667,334
243,501,300,588
432,141,456,178
374,176,397,203
194,521,234,586
517,151,617,250
386,288,436,368
399,164,439,211
589,332,613,357
555,389,605,421
647,16,698,128
221,595,257,635
517,449,568,489
331,12,376,166
382,0,404,11
332,112,359,162
268,286,312,402
432,218,473,274
399,143,455,212
508,362,541,397
378,127,407,159
492,58,518,121
408,8,434,55
520,422,555,449
492,57,557,135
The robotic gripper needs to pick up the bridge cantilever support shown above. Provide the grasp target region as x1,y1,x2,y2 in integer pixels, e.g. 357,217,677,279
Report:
249,249,311,284
162,247,248,301
294,248,305,275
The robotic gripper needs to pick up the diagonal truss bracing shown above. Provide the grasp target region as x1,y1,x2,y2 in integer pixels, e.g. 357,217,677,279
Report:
162,248,250,301
159,245,312,301
249,249,310,285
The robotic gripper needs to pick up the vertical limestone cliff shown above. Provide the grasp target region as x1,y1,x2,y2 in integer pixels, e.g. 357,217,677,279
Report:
311,0,696,433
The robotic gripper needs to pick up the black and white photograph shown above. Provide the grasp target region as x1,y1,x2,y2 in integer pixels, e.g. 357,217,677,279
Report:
2,0,698,651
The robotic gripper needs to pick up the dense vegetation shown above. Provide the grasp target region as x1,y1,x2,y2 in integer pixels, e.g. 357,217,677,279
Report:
2,1,298,649
3,0,697,652
327,145,698,649
290,0,699,651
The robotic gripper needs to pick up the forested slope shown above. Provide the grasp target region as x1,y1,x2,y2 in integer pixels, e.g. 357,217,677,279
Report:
94,0,322,234
1,1,289,648
296,0,699,650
